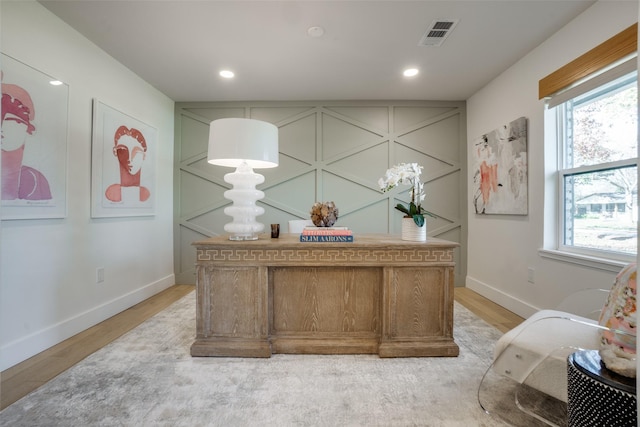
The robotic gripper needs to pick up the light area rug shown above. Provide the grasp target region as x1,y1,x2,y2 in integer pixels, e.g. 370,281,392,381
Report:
1,291,518,427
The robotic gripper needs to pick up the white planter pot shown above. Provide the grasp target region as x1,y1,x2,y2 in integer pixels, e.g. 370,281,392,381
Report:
401,217,426,242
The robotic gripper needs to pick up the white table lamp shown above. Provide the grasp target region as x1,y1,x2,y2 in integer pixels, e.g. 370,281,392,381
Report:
207,118,279,240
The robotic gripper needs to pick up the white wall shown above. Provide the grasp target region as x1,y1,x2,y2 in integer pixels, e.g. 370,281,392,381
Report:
466,0,638,318
0,2,175,371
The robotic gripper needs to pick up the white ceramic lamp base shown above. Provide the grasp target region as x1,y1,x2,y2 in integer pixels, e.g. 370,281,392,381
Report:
223,162,266,241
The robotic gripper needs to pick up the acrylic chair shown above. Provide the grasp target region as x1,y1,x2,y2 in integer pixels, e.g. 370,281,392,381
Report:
478,283,635,426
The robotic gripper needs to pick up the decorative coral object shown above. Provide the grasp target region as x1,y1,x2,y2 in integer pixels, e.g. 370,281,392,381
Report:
599,262,637,377
310,201,339,227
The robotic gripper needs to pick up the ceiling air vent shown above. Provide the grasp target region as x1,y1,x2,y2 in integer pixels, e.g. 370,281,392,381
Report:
418,19,459,47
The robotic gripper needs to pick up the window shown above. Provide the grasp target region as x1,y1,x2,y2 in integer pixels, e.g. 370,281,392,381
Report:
554,67,637,260
540,24,638,269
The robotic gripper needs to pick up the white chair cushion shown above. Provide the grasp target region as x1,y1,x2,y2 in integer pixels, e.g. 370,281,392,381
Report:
492,309,599,402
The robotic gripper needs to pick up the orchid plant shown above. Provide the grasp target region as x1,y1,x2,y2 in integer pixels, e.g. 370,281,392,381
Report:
378,163,434,227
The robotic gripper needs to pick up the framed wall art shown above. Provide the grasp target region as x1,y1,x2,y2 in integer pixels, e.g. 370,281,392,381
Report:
1,54,69,220
472,116,528,215
91,99,157,218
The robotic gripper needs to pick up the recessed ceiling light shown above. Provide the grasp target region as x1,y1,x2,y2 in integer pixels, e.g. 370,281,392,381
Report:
403,68,419,77
307,26,325,37
49,80,63,86
219,70,235,78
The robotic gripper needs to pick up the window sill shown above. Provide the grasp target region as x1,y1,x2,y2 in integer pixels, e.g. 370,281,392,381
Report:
539,249,630,273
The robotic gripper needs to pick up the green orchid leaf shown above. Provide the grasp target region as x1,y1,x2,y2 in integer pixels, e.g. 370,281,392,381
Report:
413,214,425,227
394,204,410,215
409,202,418,216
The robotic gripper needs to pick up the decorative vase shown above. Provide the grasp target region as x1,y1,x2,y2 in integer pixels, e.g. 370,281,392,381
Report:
401,217,426,242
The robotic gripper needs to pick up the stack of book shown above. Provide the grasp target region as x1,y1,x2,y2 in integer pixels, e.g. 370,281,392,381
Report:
299,226,354,242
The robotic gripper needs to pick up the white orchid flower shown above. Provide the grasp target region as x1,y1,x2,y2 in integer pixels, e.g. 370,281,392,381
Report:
378,163,432,222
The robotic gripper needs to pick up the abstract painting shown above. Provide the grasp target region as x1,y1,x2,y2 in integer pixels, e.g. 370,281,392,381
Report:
1,54,68,219
91,99,156,217
472,116,528,215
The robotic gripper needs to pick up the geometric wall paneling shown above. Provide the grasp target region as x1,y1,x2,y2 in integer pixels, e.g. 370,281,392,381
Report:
181,154,217,175
259,201,307,219
276,113,317,164
250,106,315,125
393,106,459,130
439,227,462,247
262,171,317,218
425,171,461,220
174,101,467,285
180,153,233,187
424,213,458,236
188,161,230,189
322,137,388,171
391,142,455,179
391,142,452,180
185,209,229,235
179,170,226,215
321,113,384,160
323,106,390,133
335,200,389,233
397,113,462,164
321,171,383,214
429,214,461,238
179,114,210,160
260,152,311,187
175,210,221,284
324,141,389,189
182,107,246,122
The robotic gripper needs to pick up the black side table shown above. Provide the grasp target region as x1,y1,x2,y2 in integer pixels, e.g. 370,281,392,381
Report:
567,350,636,427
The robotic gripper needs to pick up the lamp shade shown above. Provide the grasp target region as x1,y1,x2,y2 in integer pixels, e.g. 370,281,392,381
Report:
207,118,278,169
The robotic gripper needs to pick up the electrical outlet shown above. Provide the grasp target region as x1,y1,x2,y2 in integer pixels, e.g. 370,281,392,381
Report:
527,267,535,284
96,267,105,284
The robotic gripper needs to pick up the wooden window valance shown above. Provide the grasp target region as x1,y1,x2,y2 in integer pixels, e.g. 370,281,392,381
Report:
538,23,637,100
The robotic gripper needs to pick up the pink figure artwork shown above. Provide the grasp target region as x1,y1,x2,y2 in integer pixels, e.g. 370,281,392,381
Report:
1,74,52,201
105,125,150,202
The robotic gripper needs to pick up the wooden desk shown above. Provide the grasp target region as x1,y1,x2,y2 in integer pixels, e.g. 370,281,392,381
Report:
190,233,459,358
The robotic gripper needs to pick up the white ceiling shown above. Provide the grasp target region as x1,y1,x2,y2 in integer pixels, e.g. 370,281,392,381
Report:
40,0,597,102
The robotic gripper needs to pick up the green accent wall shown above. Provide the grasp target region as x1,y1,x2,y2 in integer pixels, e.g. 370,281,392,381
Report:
174,101,467,285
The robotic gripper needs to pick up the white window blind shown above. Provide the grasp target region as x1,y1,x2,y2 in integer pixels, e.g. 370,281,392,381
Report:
546,54,637,108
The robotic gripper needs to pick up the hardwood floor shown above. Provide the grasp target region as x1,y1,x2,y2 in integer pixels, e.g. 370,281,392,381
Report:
0,284,194,410
0,285,523,411
454,287,524,333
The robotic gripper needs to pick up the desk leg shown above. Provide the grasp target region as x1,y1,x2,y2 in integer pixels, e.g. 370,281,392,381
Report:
191,265,271,357
379,266,459,357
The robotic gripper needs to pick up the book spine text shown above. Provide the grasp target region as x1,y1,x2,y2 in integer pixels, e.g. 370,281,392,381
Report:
299,235,354,242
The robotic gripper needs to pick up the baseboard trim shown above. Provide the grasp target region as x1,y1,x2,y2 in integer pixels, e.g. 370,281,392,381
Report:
465,275,539,319
0,274,175,371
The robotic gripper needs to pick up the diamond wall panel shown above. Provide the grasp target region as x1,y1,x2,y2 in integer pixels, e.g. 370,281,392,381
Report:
175,101,467,285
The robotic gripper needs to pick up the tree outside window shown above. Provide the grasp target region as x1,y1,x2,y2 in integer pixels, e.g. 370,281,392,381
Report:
561,72,637,256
